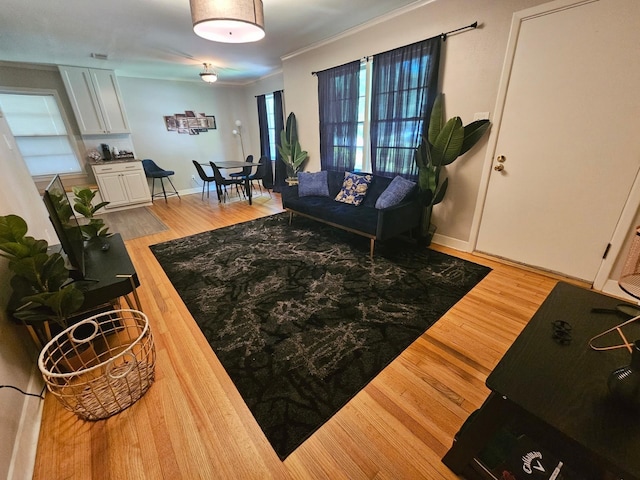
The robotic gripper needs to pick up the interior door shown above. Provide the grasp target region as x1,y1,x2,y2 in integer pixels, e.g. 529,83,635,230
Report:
475,0,640,282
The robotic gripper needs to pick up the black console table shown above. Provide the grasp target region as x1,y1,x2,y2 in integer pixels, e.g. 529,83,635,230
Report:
442,282,640,480
24,234,141,347
77,233,141,311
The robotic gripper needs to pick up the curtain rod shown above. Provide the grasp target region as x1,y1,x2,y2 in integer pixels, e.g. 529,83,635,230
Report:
311,21,478,76
255,89,283,98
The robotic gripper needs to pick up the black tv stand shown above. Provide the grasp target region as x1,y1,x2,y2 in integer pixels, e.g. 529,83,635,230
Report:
23,234,141,348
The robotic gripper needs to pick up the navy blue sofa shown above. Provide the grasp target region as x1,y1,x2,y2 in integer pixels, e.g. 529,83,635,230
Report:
281,171,421,258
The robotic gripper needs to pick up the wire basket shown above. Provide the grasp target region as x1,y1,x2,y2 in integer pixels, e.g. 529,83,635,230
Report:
38,309,156,420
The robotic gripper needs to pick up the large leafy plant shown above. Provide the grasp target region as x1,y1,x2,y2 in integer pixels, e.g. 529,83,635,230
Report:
72,186,110,240
0,214,84,329
414,94,491,239
277,112,308,178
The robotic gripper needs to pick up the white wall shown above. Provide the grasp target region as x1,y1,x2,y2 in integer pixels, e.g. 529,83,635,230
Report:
0,113,46,480
118,77,253,192
281,0,551,244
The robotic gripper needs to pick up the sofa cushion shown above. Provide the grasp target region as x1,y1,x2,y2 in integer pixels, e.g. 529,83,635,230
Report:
375,175,417,209
298,171,329,197
334,172,373,206
285,196,379,235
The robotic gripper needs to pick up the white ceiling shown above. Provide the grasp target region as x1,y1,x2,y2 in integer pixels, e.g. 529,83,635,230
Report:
0,0,425,84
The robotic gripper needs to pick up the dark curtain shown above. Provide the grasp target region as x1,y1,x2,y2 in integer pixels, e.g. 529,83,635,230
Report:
273,90,286,192
317,60,361,171
256,94,274,189
370,37,441,179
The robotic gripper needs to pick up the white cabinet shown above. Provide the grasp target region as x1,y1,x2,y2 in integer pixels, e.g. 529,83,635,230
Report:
92,162,151,209
59,66,130,135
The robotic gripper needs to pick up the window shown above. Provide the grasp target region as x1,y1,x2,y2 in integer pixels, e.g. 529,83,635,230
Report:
318,37,441,178
355,61,370,172
0,92,81,177
265,93,276,161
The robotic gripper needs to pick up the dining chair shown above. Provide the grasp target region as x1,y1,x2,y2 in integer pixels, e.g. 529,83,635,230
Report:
247,156,272,198
142,159,180,202
192,160,215,199
229,154,254,181
210,162,245,203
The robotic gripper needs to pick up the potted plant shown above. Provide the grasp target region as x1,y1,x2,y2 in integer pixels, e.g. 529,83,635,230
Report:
72,186,110,240
414,94,491,244
0,214,84,348
277,112,308,185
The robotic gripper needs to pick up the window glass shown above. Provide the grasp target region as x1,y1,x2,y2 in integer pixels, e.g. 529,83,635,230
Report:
0,92,81,176
265,93,276,161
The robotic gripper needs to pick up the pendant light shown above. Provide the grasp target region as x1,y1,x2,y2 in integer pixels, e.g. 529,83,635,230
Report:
190,0,265,44
199,63,218,83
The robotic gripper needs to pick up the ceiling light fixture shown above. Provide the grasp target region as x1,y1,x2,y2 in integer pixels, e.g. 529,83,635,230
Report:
190,0,265,44
199,63,218,83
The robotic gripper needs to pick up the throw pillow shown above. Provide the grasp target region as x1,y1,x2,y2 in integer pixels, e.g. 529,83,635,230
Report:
375,175,417,209
298,171,330,197
334,172,373,206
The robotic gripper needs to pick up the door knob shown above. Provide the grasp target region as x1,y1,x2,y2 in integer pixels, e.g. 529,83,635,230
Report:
497,155,506,163
494,164,504,172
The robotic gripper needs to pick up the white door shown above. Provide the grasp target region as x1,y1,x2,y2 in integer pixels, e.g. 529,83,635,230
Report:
475,0,640,282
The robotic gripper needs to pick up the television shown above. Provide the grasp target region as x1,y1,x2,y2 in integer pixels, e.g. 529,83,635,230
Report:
43,175,86,280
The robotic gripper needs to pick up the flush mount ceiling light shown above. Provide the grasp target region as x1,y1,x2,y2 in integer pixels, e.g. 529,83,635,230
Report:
199,63,218,83
190,0,265,43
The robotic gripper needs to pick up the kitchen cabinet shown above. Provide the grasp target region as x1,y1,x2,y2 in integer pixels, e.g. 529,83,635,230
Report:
59,66,130,135
92,161,151,209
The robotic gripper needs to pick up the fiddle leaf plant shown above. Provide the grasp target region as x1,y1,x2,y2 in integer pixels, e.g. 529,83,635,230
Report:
0,214,84,330
414,94,491,241
277,112,308,179
72,186,110,240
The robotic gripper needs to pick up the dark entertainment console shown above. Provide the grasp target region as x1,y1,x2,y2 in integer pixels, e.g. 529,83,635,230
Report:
23,234,141,347
442,282,640,480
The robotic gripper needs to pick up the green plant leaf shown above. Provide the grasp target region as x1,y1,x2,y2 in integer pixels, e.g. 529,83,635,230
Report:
460,119,491,156
431,117,464,167
428,94,444,146
0,214,28,243
432,177,449,205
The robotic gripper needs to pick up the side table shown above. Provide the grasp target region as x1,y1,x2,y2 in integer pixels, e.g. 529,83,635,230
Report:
442,282,640,479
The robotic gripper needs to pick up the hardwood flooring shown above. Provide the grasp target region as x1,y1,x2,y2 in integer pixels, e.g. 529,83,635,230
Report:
33,190,562,479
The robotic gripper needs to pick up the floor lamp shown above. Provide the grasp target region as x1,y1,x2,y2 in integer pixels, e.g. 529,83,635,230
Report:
232,120,245,160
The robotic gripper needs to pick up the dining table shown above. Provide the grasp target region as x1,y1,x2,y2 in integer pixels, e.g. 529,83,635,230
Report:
205,160,260,205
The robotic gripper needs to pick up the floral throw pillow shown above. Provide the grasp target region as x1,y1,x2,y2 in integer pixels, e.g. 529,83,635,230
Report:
334,172,373,206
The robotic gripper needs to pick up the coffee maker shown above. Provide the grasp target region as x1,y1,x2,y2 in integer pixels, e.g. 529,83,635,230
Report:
100,143,112,161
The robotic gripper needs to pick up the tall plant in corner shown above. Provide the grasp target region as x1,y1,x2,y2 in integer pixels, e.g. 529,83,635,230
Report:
277,112,308,182
414,94,491,242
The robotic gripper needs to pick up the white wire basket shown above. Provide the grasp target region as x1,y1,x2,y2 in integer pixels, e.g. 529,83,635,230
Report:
38,309,156,420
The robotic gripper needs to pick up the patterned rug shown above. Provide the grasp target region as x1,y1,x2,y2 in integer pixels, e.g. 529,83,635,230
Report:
149,213,491,459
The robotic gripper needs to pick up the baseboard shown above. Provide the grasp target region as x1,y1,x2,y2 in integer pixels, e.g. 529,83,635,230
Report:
431,232,470,252
7,365,43,480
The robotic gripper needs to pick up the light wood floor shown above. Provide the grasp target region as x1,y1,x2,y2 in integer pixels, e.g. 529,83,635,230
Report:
33,190,563,479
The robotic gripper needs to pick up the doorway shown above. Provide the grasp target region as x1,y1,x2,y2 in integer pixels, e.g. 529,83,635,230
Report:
473,0,640,283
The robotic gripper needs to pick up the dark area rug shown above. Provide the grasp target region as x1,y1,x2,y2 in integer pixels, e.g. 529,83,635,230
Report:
149,213,490,459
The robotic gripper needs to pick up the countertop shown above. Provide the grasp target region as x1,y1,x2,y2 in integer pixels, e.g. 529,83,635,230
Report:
89,157,140,166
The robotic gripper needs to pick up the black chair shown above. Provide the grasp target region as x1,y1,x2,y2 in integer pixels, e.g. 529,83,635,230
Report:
229,155,254,182
142,159,180,202
247,156,272,198
192,160,215,199
210,162,245,203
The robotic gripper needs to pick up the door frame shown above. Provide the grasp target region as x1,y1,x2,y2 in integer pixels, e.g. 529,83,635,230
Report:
468,0,640,291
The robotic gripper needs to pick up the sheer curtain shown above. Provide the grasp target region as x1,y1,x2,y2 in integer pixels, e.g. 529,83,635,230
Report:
370,37,441,179
317,60,361,171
